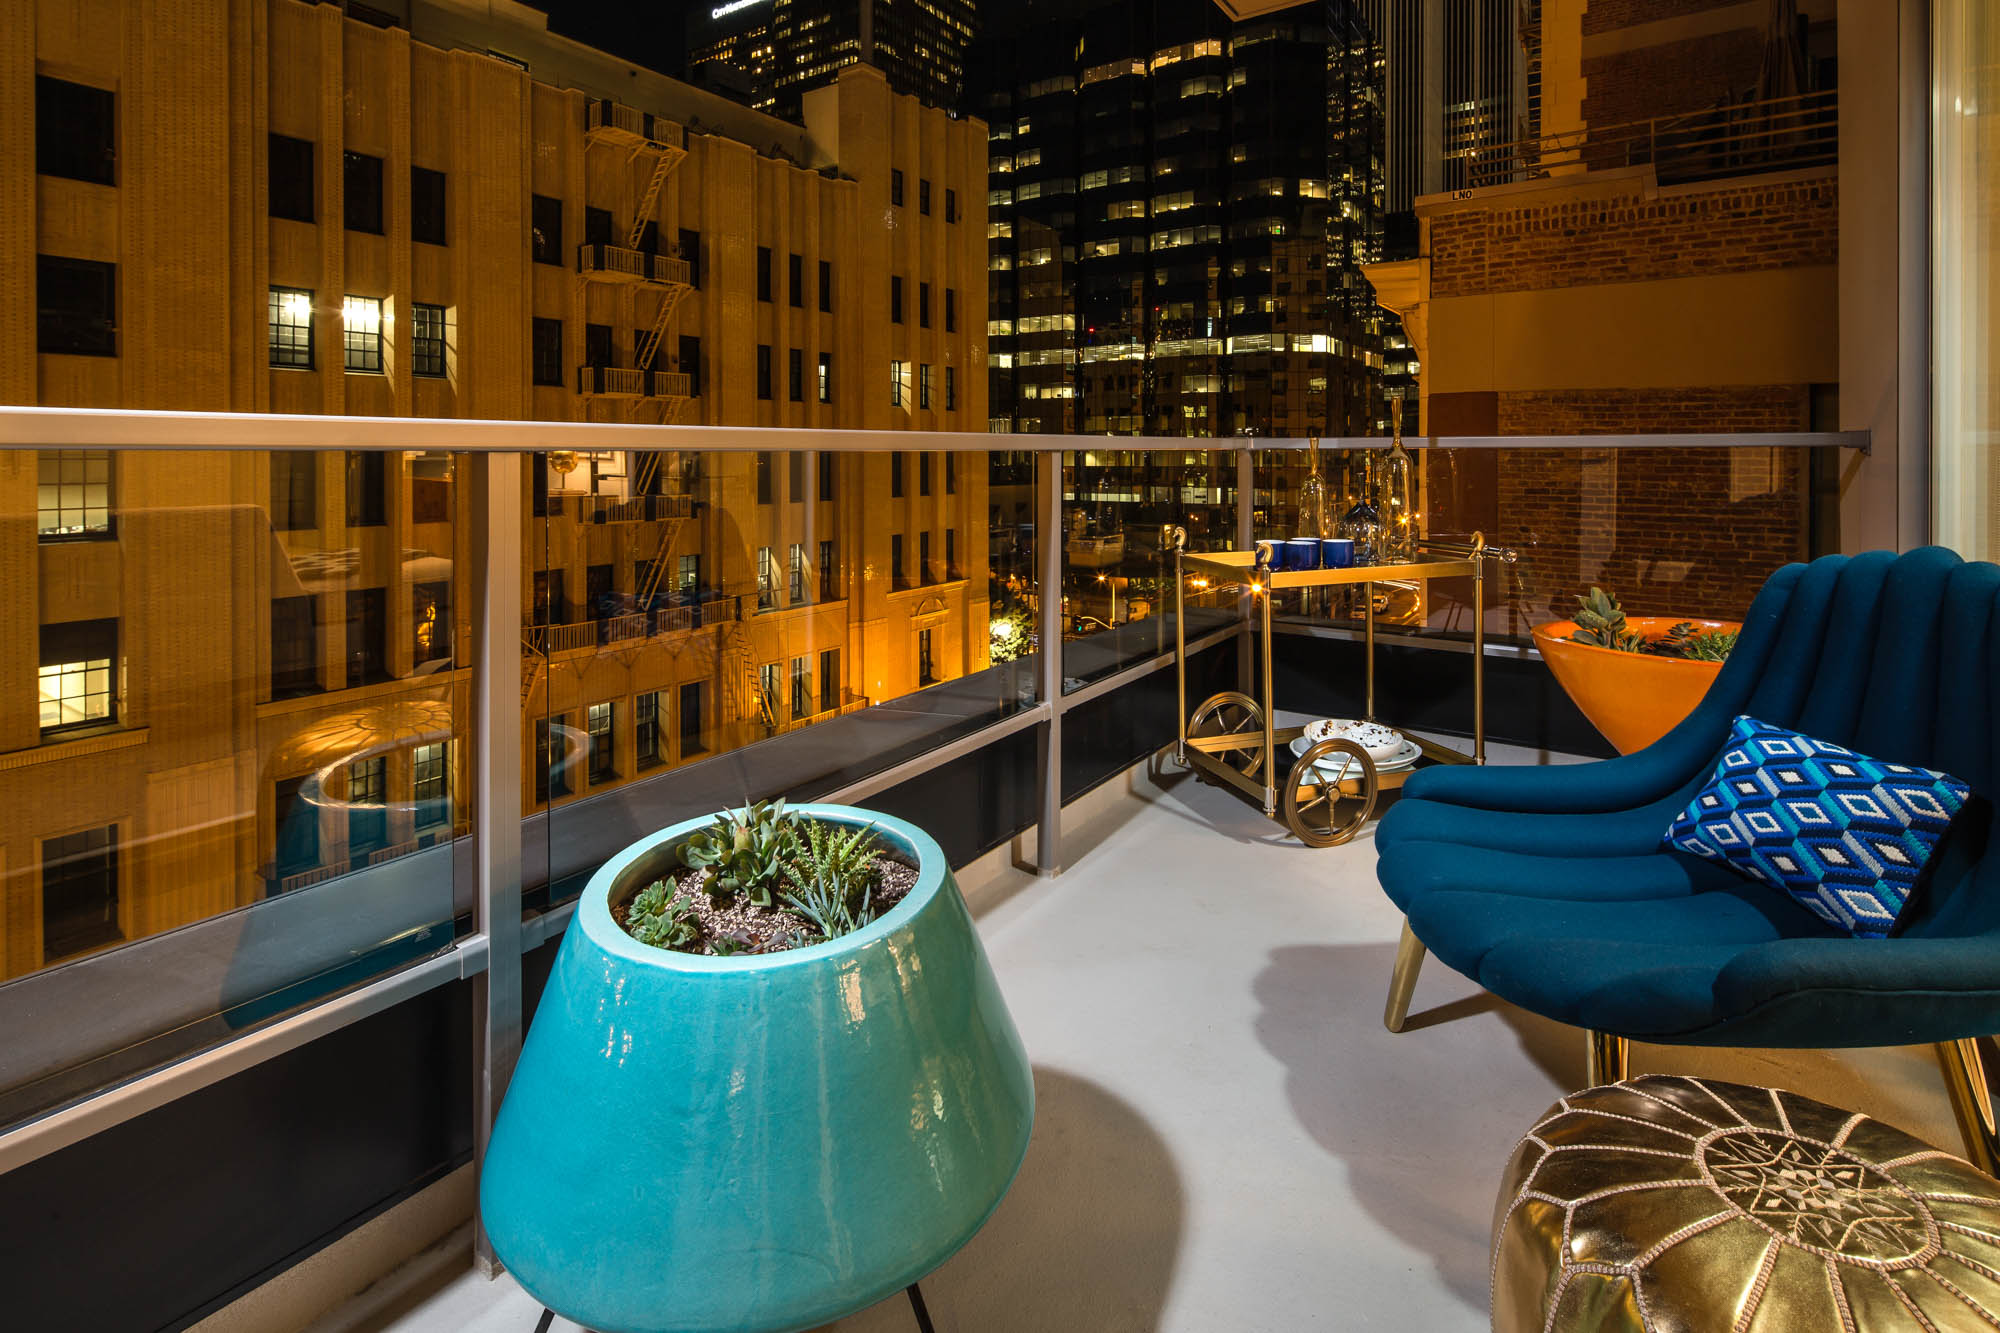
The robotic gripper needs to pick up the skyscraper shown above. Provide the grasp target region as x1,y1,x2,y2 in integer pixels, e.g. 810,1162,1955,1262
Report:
687,0,980,119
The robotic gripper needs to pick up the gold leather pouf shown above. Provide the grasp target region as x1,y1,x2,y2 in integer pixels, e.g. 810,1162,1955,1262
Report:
1492,1075,2000,1331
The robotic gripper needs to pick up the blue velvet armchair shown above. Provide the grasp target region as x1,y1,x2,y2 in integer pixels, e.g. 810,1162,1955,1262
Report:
1375,548,2000,1169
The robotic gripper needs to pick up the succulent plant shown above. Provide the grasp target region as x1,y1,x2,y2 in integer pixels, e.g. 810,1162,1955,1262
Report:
680,798,797,907
783,869,874,944
1569,586,1647,652
781,820,883,944
625,879,701,951
1674,626,1738,662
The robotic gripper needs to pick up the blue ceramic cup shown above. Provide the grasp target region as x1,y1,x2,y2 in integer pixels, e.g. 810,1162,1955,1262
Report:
1321,538,1354,569
1283,538,1321,571
1255,539,1282,571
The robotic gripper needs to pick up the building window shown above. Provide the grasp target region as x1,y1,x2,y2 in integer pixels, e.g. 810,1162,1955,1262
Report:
757,545,777,610
414,742,449,828
584,323,612,369
636,690,664,770
271,452,317,530
788,348,804,402
919,363,934,409
947,528,958,579
531,193,561,265
678,334,702,394
42,825,120,963
587,701,615,785
789,543,805,603
818,352,832,403
921,531,934,585
348,754,385,804
818,259,831,312
269,134,314,222
757,246,772,302
412,166,447,245
920,453,932,496
892,451,905,497
412,302,447,377
946,452,957,494
677,553,701,597
678,228,701,287
946,187,958,223
820,647,840,713
791,655,811,720
37,77,115,185
756,451,774,504
346,451,386,527
789,253,803,307
535,714,569,803
38,451,112,540
891,275,903,323
891,169,904,206
532,317,563,386
39,619,117,735
920,178,931,215
38,256,116,357
920,282,931,328
946,365,957,411
819,540,835,596
891,533,907,589
345,588,387,687
678,681,706,757
945,288,956,332
342,296,383,372
270,595,320,699
269,286,314,368
918,627,937,685
759,662,782,722
584,206,612,247
414,580,450,666
757,344,772,400
343,151,384,234
891,360,908,408
818,452,834,501
788,451,805,502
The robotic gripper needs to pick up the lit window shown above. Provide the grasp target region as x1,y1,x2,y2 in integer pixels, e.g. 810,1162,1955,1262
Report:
587,701,615,785
414,742,449,824
343,296,383,373
757,545,777,610
269,287,314,368
348,755,385,805
38,450,111,539
39,619,116,734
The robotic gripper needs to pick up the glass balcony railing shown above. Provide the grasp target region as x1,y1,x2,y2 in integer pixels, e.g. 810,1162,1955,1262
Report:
0,411,1865,1143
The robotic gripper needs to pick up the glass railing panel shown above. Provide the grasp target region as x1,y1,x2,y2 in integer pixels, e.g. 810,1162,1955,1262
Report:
525,442,1033,903
1060,446,1239,692
0,447,469,1128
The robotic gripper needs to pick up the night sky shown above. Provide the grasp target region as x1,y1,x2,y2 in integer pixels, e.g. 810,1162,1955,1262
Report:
530,0,690,77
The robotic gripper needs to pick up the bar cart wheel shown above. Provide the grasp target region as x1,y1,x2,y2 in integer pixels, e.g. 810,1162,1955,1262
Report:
1283,738,1378,848
1186,690,1268,782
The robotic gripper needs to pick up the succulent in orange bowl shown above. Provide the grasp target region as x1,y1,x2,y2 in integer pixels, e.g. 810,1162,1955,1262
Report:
1532,587,1740,754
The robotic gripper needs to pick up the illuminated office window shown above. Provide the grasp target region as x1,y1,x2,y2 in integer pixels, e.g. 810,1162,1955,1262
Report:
269,287,314,368
39,620,116,734
342,296,382,373
37,450,111,539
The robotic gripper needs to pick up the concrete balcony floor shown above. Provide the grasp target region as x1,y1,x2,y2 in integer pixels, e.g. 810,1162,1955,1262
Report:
284,729,1970,1333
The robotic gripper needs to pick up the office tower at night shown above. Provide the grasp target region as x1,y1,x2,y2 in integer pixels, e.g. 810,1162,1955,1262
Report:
688,0,980,119
686,0,777,104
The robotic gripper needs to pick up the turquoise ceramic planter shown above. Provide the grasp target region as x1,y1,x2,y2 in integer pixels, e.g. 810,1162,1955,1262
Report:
479,805,1034,1333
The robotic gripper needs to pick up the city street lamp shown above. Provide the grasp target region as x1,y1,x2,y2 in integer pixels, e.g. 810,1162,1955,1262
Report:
1098,573,1117,625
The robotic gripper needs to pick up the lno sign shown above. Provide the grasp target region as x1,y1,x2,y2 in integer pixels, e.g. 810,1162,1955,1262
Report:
711,0,767,17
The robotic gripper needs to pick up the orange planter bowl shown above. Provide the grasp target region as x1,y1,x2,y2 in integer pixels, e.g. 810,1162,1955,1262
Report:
1531,617,1740,755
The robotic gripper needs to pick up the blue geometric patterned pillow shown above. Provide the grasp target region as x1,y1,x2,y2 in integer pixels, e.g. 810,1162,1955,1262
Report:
1662,715,1971,938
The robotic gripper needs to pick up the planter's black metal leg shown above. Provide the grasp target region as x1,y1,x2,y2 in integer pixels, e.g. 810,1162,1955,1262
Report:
532,1309,556,1333
906,1281,938,1333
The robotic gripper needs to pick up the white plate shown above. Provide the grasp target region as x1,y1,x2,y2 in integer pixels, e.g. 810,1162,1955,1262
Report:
1289,735,1423,777
1301,717,1405,763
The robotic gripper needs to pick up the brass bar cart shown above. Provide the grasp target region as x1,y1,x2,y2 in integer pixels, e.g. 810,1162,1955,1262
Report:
1169,527,1506,846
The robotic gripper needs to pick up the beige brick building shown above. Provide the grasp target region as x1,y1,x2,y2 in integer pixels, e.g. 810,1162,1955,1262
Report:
0,0,988,978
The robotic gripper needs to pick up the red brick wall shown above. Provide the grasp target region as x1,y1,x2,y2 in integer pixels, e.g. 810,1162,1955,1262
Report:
1582,29,1763,129
1582,0,1747,36
1430,176,1837,299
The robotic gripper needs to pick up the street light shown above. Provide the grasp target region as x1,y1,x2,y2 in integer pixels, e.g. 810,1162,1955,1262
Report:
1097,573,1117,625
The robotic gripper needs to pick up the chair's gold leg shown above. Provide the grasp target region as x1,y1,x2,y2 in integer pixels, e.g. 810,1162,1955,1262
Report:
1936,1038,2000,1176
1384,921,1426,1033
1585,1031,1629,1087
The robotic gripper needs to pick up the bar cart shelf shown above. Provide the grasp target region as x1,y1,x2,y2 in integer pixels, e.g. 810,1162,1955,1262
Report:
1169,529,1509,847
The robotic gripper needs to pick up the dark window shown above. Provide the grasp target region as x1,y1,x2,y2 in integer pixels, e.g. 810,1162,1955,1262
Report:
38,257,116,357
757,246,772,302
678,681,706,756
788,451,805,502
346,451,386,527
414,580,450,666
820,647,840,713
818,352,832,404
584,205,613,247
269,134,315,222
946,365,957,411
587,563,613,622
892,451,905,497
920,178,931,215
273,777,319,884
945,288,956,332
584,322,612,368
947,528,958,578
918,627,936,686
756,344,772,400
42,826,120,963
788,347,803,402
533,568,567,624
920,453,932,496
39,618,118,735
346,756,387,857
789,543,806,602
531,194,561,265
37,77,115,185
920,282,931,328
818,540,835,596
679,334,702,394
532,317,563,386
919,363,933,410
818,453,834,502
634,219,659,253
635,691,663,770
921,531,934,584
344,588,387,688
791,656,811,719
788,253,803,307
756,451,774,504
535,714,569,803
946,452,957,493
891,275,903,324
269,286,313,368
891,533,906,588
411,166,447,245
343,152,384,234
587,701,615,785
818,260,831,312
946,188,958,223
412,303,447,377
678,228,701,287
891,169,904,206
271,453,317,530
